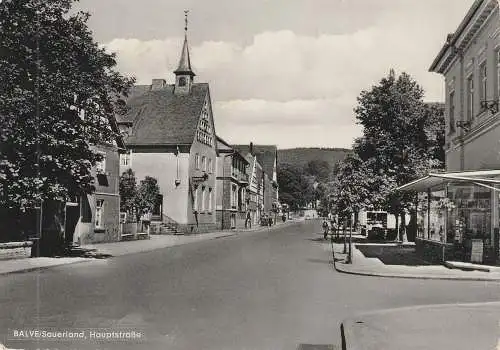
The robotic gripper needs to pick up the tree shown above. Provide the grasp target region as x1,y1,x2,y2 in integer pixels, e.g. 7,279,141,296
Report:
277,163,315,211
119,169,137,215
303,159,332,182
352,70,445,240
331,154,390,219
135,176,160,218
0,0,135,211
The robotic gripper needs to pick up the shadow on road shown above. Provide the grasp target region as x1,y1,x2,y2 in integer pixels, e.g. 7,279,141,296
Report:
307,258,333,265
306,237,331,243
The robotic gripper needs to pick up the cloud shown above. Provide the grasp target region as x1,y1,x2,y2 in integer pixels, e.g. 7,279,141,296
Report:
103,5,462,148
214,98,355,127
213,98,362,148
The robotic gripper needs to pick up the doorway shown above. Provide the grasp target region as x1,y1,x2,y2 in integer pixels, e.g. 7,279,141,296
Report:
65,203,80,244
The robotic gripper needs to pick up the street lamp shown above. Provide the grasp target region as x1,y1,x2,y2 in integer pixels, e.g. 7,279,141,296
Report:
221,151,235,230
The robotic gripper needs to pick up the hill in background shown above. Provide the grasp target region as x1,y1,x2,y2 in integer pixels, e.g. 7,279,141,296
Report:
277,147,352,170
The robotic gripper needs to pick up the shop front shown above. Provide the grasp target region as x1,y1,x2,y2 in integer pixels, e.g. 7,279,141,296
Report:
399,170,500,265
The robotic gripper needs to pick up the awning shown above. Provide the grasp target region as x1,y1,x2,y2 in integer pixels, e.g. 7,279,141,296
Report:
397,170,500,192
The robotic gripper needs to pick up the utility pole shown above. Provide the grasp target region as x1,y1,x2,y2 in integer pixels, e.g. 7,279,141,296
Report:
346,211,353,264
343,217,347,254
34,3,43,257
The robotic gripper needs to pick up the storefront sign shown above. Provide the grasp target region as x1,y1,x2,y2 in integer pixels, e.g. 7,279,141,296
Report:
470,239,484,264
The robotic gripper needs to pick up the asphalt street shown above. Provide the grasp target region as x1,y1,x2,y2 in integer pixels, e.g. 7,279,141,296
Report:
0,220,499,350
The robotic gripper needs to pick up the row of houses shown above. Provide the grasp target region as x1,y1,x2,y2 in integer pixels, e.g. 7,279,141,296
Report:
68,24,280,245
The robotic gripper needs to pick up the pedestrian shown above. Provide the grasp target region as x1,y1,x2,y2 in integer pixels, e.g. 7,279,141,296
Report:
245,211,252,229
322,220,329,239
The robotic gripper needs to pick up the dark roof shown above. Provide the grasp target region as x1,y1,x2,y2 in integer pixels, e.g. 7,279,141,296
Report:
216,135,233,152
217,136,249,164
233,144,277,180
119,83,208,146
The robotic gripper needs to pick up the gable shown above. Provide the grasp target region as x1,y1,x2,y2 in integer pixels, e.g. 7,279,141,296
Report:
195,93,215,148
249,156,258,192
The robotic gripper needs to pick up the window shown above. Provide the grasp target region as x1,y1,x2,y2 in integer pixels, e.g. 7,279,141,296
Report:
95,200,104,229
201,156,206,172
96,153,106,174
120,152,130,166
480,62,487,106
179,77,186,87
467,75,474,120
240,189,245,211
449,90,456,133
195,153,200,169
208,158,212,173
231,185,237,208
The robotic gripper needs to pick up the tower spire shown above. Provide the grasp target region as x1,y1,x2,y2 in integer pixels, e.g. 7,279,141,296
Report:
174,10,195,94
174,10,195,77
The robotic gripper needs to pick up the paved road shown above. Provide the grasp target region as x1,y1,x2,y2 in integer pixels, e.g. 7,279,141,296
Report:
0,220,499,350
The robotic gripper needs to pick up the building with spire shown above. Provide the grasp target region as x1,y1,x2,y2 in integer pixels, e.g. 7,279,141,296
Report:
117,12,219,233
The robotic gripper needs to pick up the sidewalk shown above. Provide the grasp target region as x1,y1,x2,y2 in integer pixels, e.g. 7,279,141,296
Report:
0,219,301,276
330,241,500,281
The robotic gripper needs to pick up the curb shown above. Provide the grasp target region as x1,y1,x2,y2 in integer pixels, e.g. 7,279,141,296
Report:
0,220,300,276
329,242,500,282
333,262,500,282
0,258,95,277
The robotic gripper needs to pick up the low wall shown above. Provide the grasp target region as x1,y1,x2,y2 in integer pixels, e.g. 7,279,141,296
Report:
0,241,33,260
415,238,455,264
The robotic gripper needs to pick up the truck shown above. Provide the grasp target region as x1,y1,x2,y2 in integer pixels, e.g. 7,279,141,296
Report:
358,210,397,239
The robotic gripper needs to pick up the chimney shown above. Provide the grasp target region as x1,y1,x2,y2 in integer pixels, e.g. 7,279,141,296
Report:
151,79,166,91
250,142,253,155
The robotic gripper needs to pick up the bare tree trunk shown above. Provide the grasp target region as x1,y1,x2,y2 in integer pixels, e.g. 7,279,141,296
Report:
395,214,400,242
401,212,407,242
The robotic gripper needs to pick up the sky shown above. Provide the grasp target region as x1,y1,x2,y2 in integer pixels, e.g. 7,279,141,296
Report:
75,0,475,149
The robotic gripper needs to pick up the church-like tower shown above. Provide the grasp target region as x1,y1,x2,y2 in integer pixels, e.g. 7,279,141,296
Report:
174,10,196,95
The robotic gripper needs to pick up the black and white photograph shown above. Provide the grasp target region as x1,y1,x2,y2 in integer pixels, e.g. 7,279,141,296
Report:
1,0,500,349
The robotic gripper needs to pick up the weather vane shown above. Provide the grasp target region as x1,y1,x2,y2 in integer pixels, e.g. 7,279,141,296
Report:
184,10,189,34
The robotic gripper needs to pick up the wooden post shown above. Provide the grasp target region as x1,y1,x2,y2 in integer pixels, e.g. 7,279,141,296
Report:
427,188,431,240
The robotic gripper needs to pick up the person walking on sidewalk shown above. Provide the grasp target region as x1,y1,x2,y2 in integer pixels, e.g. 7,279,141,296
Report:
322,220,329,240
245,211,252,229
